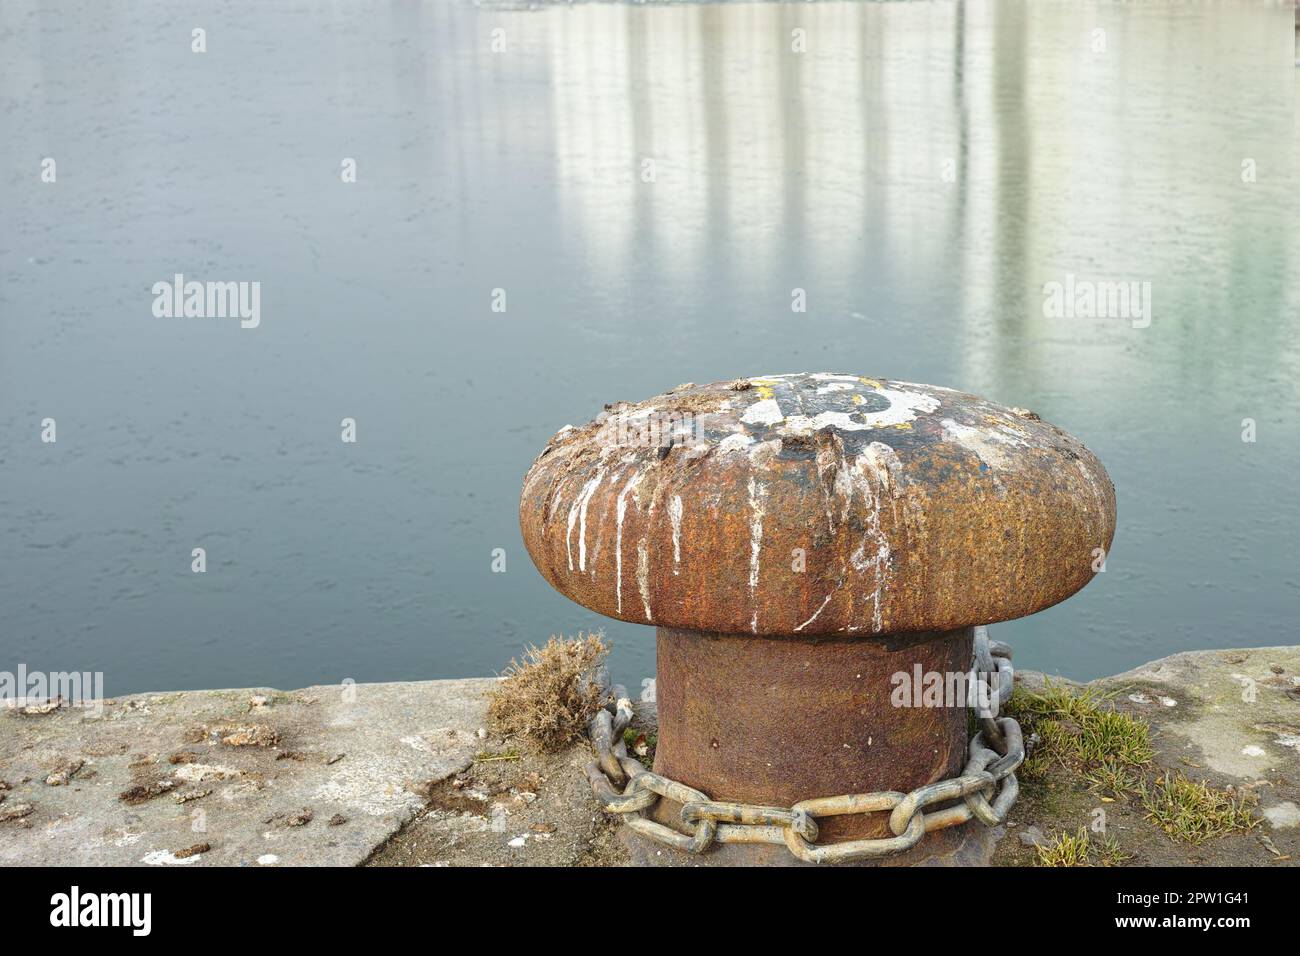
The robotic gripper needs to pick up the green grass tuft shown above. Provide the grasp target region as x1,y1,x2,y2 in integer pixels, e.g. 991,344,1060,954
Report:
1140,773,1257,844
1035,827,1131,867
1084,758,1143,799
1004,680,1153,794
1036,828,1092,867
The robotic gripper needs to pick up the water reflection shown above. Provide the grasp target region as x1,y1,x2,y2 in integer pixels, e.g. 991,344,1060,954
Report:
449,0,1299,681
1,0,1295,693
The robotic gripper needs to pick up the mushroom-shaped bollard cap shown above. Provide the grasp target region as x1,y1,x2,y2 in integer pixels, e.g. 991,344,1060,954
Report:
520,373,1115,637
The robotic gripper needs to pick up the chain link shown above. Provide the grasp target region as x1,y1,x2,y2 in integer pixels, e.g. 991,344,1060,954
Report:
583,626,1023,863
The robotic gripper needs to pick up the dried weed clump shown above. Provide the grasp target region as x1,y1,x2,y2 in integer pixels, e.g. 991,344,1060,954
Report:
487,634,610,752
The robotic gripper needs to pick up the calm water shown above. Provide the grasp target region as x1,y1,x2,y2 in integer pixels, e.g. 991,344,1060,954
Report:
1,0,1296,696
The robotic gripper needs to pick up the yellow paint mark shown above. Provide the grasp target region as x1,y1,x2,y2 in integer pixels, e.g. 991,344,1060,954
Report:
858,377,883,389
851,394,866,405
756,385,775,400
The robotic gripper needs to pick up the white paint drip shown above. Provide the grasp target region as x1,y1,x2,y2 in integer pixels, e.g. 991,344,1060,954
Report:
636,539,653,621
794,593,833,632
668,495,683,573
614,470,643,614
548,479,567,525
747,476,766,633
845,451,891,632
575,470,604,573
860,441,904,498
814,433,844,530
565,478,591,571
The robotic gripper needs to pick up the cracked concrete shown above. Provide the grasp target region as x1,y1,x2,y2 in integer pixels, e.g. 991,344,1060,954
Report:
0,678,495,866
1097,647,1300,780
1094,645,1300,839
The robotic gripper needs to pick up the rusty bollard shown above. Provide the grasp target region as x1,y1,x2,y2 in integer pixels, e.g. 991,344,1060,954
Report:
519,373,1115,865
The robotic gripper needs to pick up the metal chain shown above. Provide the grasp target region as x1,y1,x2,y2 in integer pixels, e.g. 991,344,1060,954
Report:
583,626,1023,863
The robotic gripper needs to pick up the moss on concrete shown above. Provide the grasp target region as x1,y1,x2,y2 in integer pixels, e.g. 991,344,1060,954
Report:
994,659,1291,868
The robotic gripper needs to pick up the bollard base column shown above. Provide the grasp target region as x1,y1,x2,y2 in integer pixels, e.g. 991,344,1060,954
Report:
644,624,977,859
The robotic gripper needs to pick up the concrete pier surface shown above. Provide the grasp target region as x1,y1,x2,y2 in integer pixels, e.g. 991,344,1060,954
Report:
2,647,1297,867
